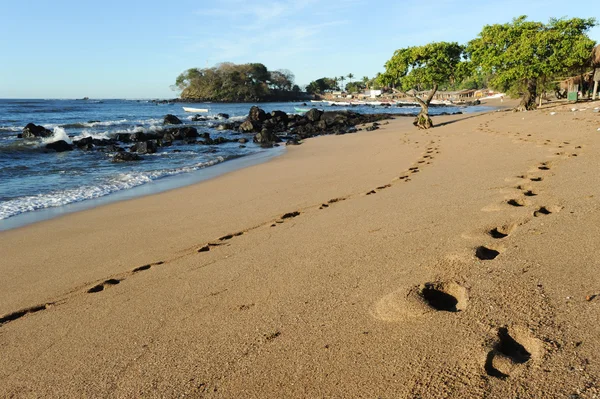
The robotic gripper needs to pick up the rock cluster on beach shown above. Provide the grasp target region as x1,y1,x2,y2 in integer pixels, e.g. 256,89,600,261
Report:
18,107,393,160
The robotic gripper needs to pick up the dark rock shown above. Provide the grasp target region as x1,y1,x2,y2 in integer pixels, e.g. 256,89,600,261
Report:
366,124,379,131
322,111,349,127
248,106,268,122
191,115,207,122
217,113,230,119
73,136,93,147
178,126,199,138
216,123,234,131
163,114,182,125
131,140,157,154
115,133,132,142
22,123,53,139
130,132,147,142
239,120,257,133
102,144,124,152
45,140,73,152
238,138,248,144
286,138,301,145
270,110,288,122
305,108,322,122
113,151,142,162
254,128,279,145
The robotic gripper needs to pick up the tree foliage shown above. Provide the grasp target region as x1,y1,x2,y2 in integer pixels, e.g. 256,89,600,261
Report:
174,63,300,102
467,16,596,110
381,42,465,128
305,77,339,94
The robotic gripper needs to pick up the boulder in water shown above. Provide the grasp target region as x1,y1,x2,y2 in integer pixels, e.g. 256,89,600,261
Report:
163,114,182,125
248,106,268,122
304,108,322,122
22,123,53,139
131,140,157,154
113,151,142,162
45,140,73,152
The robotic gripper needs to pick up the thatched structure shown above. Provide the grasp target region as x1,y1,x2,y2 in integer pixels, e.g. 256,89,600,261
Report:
592,44,600,67
593,44,600,99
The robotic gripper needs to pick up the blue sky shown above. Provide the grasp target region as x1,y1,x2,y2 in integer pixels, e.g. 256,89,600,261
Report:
1,0,598,98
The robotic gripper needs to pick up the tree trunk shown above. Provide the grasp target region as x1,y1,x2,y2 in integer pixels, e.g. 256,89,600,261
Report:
413,105,433,129
516,79,537,111
411,84,438,129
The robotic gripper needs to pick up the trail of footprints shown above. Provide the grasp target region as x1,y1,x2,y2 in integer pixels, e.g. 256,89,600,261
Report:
0,139,442,329
375,138,581,382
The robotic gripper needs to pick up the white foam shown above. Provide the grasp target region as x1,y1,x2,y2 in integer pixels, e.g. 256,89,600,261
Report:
0,157,226,220
42,127,72,144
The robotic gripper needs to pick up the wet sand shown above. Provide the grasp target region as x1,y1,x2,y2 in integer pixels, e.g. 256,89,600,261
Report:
2,99,600,397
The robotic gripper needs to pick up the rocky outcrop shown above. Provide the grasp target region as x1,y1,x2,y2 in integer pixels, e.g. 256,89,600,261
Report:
248,106,267,122
163,114,182,125
21,123,53,139
45,140,73,152
113,152,142,162
237,106,393,146
130,140,157,154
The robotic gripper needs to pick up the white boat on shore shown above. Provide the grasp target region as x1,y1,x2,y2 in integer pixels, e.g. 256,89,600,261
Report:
183,107,209,113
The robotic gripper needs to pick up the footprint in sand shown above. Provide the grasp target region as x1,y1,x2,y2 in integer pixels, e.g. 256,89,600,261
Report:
0,304,51,327
475,245,502,260
533,205,562,217
489,223,518,239
87,278,121,293
538,162,552,171
507,198,527,207
371,281,469,321
484,326,544,379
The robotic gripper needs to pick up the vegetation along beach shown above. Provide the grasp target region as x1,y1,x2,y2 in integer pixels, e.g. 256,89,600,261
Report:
1,2,600,397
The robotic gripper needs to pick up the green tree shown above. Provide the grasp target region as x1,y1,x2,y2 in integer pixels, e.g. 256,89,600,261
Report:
467,16,596,110
339,76,346,91
305,77,339,94
174,63,301,102
362,76,369,89
345,81,365,93
347,73,354,83
382,42,464,128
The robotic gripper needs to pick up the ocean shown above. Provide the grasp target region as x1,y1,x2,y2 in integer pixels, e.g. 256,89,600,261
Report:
0,99,491,228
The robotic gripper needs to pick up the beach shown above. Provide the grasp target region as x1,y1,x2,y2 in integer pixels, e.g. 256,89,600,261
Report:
2,99,600,397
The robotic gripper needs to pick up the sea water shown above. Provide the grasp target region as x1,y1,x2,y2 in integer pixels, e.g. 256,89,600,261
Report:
0,99,491,227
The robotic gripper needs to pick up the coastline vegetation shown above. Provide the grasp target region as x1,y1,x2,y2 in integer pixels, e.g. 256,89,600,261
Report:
378,15,597,128
174,16,596,129
174,62,302,102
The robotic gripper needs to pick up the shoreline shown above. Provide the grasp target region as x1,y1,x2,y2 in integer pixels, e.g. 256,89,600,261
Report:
0,146,285,231
2,98,600,396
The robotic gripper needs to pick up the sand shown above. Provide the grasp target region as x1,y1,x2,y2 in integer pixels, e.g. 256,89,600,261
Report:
1,99,600,397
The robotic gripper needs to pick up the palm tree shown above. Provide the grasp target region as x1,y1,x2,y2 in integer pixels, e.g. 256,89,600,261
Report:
362,76,369,90
339,76,346,91
347,73,354,83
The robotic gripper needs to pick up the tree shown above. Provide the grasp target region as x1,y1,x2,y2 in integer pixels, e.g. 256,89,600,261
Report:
174,62,301,102
467,16,596,111
345,81,365,93
362,76,369,89
347,73,354,83
305,77,339,94
382,42,464,128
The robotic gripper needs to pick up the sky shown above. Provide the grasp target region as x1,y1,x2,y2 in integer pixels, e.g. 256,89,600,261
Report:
0,0,598,99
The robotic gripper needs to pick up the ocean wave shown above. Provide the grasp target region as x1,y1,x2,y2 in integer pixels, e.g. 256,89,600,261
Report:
0,126,23,132
0,156,228,220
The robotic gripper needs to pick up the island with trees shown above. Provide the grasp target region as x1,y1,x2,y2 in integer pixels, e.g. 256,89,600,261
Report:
174,62,304,102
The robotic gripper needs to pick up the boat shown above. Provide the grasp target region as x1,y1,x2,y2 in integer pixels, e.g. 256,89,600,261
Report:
183,107,209,113
294,107,311,113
